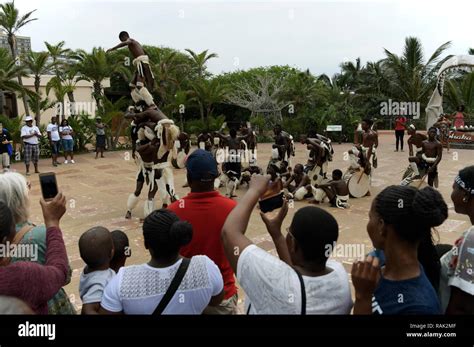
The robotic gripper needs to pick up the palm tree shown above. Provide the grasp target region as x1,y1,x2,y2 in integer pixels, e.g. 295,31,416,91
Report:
152,50,183,106
444,72,474,114
0,47,27,93
190,79,228,127
340,57,362,90
382,37,452,108
184,49,218,78
0,1,37,115
23,51,54,123
166,89,191,130
75,47,125,107
45,41,71,75
46,76,73,122
469,48,474,55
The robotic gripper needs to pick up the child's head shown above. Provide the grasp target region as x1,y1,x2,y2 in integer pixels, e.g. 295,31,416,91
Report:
110,230,130,273
332,169,343,181
79,226,114,270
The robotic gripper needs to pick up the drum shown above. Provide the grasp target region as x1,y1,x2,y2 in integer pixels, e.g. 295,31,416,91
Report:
344,171,370,198
171,151,187,169
308,164,324,186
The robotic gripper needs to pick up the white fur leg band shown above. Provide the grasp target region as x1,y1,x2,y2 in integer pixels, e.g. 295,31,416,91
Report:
127,194,140,211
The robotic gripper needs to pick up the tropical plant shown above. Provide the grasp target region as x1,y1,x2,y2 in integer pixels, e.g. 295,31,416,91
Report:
0,47,28,93
444,72,474,114
0,1,37,115
23,50,54,123
190,78,228,125
185,49,218,79
46,76,74,122
382,37,452,110
75,47,127,107
45,41,71,76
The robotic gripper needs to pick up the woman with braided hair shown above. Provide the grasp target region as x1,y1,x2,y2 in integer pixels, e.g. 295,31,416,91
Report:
439,165,474,314
352,185,447,314
100,209,224,314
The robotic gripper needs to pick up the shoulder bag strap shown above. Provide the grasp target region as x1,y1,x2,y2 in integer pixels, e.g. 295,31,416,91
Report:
152,257,191,315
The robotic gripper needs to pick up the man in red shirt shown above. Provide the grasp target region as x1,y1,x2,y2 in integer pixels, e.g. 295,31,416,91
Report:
394,116,407,152
168,149,238,314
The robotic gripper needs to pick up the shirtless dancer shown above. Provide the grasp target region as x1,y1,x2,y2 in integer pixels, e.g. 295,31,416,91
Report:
272,124,294,166
214,126,247,198
420,127,443,188
311,169,350,208
348,119,378,174
283,164,311,200
125,137,161,219
107,31,156,107
301,135,333,183
125,115,180,218
400,124,428,186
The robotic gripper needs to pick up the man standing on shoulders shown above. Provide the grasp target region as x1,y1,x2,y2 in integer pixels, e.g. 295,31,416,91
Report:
21,116,42,176
168,149,239,314
47,116,61,167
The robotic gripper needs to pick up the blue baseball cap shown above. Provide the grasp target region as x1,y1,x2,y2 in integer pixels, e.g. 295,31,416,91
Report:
186,149,218,182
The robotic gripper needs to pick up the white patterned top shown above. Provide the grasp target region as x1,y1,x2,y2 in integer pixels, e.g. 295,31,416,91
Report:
101,256,223,314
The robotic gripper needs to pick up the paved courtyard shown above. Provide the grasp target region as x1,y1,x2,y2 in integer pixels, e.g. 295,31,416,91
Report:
9,133,473,313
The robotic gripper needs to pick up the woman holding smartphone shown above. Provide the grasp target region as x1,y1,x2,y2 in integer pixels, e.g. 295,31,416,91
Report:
0,172,76,314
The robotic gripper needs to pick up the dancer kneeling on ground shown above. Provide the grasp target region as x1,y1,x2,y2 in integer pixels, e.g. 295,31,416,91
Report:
283,164,310,200
352,185,447,314
222,174,353,314
100,209,224,314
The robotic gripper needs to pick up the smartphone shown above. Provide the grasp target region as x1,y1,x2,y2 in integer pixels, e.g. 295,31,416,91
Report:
259,192,284,213
39,172,58,201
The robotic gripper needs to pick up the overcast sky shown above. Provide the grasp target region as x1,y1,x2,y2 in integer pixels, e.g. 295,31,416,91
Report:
11,0,474,76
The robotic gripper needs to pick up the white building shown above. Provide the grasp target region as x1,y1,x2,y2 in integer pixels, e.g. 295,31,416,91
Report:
9,75,110,125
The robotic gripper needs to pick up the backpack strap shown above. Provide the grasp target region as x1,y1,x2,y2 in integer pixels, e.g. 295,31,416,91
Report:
152,258,191,315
